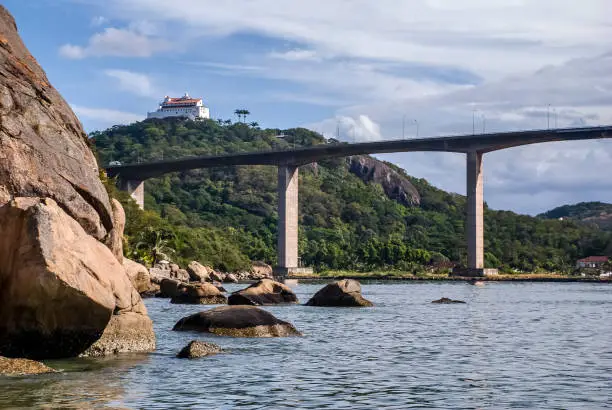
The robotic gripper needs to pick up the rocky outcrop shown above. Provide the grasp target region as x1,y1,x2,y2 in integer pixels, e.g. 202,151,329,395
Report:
177,341,223,359
123,258,152,294
187,261,211,282
228,279,298,306
250,261,273,279
305,279,373,307
224,273,238,283
431,297,466,304
348,156,420,207
171,283,227,305
173,306,302,337
0,198,154,359
0,6,113,241
151,263,189,283
210,271,225,282
0,356,56,375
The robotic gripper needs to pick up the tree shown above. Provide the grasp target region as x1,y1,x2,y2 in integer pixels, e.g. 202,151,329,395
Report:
250,121,259,128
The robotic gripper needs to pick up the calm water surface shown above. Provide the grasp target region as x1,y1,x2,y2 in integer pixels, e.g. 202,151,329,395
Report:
1,282,611,409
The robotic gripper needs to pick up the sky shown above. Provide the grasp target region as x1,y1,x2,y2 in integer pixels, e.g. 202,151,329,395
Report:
4,0,612,215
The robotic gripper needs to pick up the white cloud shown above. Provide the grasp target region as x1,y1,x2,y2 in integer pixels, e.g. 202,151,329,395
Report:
269,49,320,62
71,105,143,126
311,115,383,142
106,0,611,78
59,27,171,59
104,69,156,97
90,16,108,27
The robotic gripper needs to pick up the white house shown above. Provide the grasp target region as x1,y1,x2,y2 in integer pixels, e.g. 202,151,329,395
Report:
147,93,210,120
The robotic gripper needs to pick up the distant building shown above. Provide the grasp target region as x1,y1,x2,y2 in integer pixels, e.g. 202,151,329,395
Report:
147,93,210,120
576,256,609,269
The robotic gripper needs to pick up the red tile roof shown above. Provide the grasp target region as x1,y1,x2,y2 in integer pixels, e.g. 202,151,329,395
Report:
577,256,609,263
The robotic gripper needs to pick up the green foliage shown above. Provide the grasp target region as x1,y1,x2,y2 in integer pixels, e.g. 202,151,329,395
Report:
95,117,612,273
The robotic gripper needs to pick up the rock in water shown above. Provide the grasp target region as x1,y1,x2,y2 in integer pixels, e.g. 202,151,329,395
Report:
81,312,155,357
305,279,373,307
177,341,223,359
0,198,155,359
171,283,228,305
431,297,466,304
0,6,113,241
228,279,298,306
173,306,302,337
0,356,56,375
187,261,211,282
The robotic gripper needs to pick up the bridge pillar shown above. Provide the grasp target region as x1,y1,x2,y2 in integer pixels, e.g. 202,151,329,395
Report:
467,151,484,270
273,165,312,279
118,179,144,210
464,151,497,276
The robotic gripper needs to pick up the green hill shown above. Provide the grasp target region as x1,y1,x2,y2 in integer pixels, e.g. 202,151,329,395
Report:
539,202,612,230
93,117,612,273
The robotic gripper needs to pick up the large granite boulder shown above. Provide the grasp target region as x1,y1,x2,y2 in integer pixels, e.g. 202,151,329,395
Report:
171,283,228,305
305,279,373,307
173,306,302,337
224,273,238,283
0,6,113,241
81,312,155,357
210,271,225,282
0,198,155,358
177,341,222,359
0,356,56,375
123,258,152,294
187,261,211,282
228,279,298,306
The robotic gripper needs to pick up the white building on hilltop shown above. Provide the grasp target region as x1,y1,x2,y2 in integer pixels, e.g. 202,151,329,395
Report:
147,93,210,120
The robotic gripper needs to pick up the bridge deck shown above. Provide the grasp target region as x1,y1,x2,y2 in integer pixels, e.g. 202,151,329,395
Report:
105,126,612,180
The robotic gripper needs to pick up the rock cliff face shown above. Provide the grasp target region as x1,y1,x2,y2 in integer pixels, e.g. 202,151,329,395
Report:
348,156,420,207
0,6,154,359
0,6,112,240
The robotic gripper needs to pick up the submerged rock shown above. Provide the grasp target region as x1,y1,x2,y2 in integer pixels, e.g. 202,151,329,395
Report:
305,279,373,307
0,356,56,376
173,306,302,337
431,298,466,304
228,279,298,306
171,283,228,305
0,198,155,359
177,341,223,359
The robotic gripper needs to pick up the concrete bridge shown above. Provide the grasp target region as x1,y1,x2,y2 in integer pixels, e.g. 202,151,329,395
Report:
105,125,612,276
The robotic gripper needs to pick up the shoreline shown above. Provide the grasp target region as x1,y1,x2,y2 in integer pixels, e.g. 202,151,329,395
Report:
285,274,612,283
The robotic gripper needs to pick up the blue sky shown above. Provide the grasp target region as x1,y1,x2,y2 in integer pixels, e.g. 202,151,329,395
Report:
4,0,612,215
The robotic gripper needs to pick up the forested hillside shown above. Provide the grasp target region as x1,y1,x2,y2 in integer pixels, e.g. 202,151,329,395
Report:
93,118,612,273
539,202,612,231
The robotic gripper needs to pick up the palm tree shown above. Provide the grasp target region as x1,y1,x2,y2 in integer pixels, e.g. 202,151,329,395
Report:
242,109,251,122
133,227,176,265
224,119,232,126
234,109,242,122
249,121,259,128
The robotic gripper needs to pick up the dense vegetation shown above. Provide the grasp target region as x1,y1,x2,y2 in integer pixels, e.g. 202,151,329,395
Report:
539,202,612,230
93,117,612,273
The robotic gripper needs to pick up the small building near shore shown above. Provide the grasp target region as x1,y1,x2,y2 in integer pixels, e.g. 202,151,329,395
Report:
147,93,210,120
576,256,609,269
